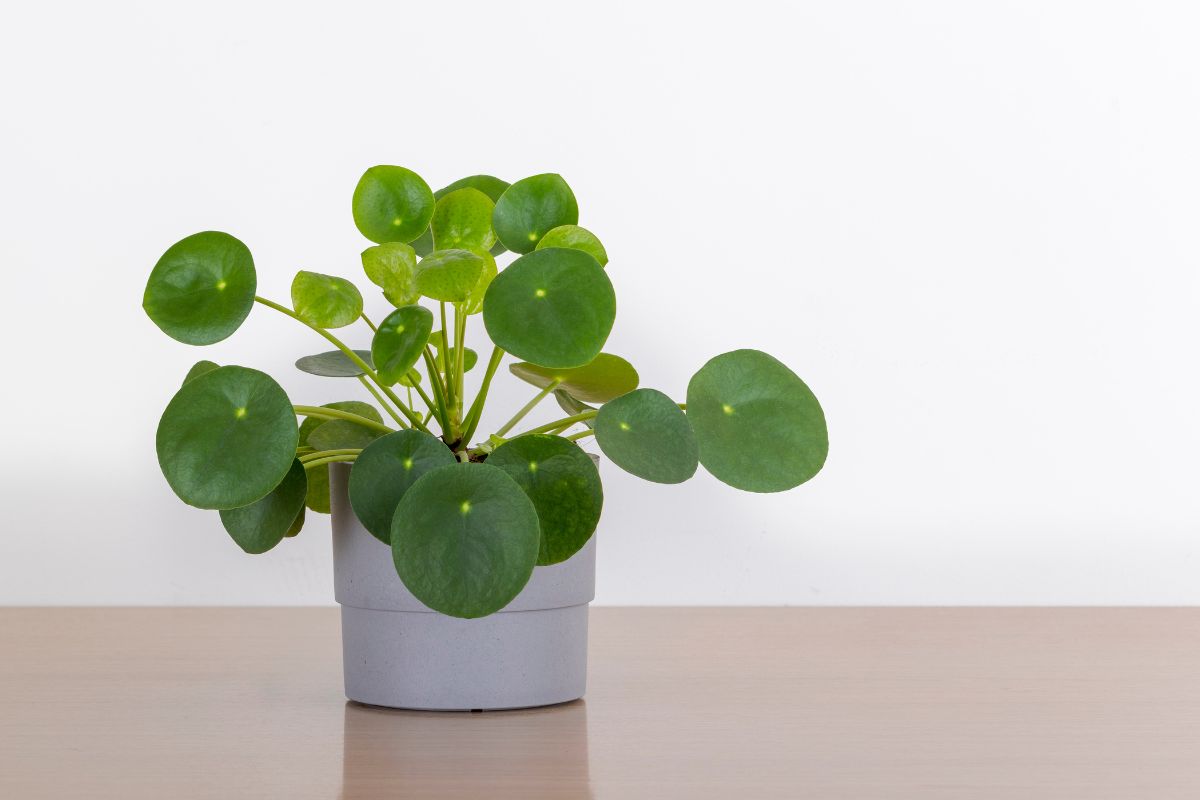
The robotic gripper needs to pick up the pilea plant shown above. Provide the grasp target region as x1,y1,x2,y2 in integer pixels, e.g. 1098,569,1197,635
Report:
144,167,829,618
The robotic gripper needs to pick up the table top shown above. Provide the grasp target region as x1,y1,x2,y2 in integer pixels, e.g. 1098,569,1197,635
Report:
2,608,1199,799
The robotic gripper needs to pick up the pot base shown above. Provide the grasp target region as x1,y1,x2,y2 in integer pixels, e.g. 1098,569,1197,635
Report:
340,603,589,711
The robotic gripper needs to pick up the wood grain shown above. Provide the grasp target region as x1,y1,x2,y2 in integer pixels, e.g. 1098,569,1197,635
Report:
1,608,1198,798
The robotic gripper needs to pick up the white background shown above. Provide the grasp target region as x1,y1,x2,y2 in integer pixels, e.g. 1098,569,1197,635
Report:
1,1,1197,605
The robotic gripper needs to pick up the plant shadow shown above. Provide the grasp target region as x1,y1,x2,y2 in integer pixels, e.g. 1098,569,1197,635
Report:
339,698,593,799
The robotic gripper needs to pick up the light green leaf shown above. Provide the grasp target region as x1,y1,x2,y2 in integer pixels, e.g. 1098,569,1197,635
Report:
488,435,603,565
391,463,540,618
510,353,638,404
372,305,434,385
305,464,331,514
352,166,435,244
294,349,374,378
361,243,419,307
183,360,220,385
143,231,256,345
412,175,511,257
291,271,363,329
594,388,698,484
463,248,497,315
686,349,828,492
415,249,484,303
306,419,383,451
492,174,579,254
535,224,608,267
298,401,384,514
156,366,298,509
482,247,615,368
428,332,478,373
554,389,596,429
432,188,497,252
219,458,307,554
348,430,456,543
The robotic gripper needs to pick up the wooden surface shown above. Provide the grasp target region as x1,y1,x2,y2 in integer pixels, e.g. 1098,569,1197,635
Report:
2,608,1199,798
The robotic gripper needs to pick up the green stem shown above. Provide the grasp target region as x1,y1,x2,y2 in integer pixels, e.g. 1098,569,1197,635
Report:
451,303,468,434
565,429,596,442
357,376,407,428
421,348,450,433
410,378,441,429
255,296,430,433
461,345,504,444
293,405,394,435
512,409,598,438
300,448,363,464
495,380,562,437
302,454,360,469
439,302,453,405
361,313,378,333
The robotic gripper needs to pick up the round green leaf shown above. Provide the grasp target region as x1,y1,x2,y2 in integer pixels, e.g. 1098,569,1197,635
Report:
432,188,496,252
398,369,422,387
352,166,435,244
415,249,484,303
284,505,305,537
294,349,374,378
391,463,540,618
594,388,697,484
291,271,363,329
219,458,307,554
429,332,479,374
299,401,383,446
143,231,256,345
306,419,383,451
686,349,828,492
348,430,456,543
492,174,579,254
536,224,608,267
483,247,615,369
361,243,419,307
372,305,434,385
510,353,638,404
305,464,331,514
183,360,220,385
156,366,298,509
413,175,512,257
488,435,603,565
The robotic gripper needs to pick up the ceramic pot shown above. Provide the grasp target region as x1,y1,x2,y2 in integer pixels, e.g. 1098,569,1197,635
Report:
329,462,595,710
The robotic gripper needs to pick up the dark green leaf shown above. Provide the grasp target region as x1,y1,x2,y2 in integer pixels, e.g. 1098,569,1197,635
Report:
483,247,615,368
361,243,419,307
686,349,828,492
348,430,456,543
156,366,298,509
432,188,496,252
372,305,434,385
298,401,383,515
488,435,603,565
594,388,697,484
219,458,307,554
291,271,363,328
183,360,220,385
305,464,330,514
352,166,435,244
295,349,374,378
535,224,608,267
415,249,484,303
306,419,383,451
284,505,305,537
298,401,383,446
510,353,638,403
143,231,256,345
492,174,578,254
391,463,540,618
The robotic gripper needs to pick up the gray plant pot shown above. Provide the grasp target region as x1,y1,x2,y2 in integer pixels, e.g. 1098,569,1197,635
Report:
329,462,595,711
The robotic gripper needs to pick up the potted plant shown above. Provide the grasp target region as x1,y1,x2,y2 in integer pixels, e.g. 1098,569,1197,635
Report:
143,166,829,710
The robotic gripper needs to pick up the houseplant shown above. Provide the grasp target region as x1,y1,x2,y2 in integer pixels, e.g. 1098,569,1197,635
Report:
144,166,829,709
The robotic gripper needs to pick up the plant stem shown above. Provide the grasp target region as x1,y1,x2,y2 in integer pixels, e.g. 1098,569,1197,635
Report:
300,448,363,464
361,313,378,333
421,348,450,433
511,409,598,438
495,380,562,437
451,303,468,435
293,405,394,434
410,379,441,428
461,345,504,444
302,454,360,469
439,302,453,405
254,296,430,433
565,429,596,442
356,376,407,428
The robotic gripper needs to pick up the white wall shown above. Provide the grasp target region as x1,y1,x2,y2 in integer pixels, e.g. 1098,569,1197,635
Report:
1,1,1197,605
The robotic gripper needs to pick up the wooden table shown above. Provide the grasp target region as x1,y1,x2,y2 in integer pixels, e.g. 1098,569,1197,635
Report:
1,608,1198,798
